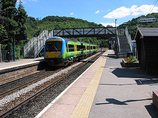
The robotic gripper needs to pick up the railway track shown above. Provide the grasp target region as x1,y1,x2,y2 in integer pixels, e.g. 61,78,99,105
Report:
0,51,104,118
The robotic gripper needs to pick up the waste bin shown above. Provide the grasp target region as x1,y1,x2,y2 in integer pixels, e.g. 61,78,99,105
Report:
127,51,133,57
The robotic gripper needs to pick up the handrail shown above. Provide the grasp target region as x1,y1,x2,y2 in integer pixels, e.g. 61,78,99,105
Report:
23,30,49,57
33,30,54,58
116,28,120,56
125,27,133,52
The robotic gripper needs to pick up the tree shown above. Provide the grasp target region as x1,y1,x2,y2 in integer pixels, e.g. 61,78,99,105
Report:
1,0,28,59
1,0,17,17
15,0,27,44
1,0,17,52
0,23,7,49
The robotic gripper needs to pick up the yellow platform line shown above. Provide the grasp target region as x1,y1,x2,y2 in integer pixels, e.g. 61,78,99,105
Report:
70,50,108,118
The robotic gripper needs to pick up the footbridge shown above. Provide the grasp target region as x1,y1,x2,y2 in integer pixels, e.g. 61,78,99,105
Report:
53,27,116,38
23,27,133,58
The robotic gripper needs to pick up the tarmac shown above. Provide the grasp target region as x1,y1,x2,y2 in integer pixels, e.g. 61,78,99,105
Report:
89,50,158,118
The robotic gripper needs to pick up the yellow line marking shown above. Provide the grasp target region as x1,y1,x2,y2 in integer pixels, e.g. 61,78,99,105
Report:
70,50,108,118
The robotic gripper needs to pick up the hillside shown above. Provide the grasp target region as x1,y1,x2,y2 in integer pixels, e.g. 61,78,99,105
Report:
119,13,158,39
26,16,108,47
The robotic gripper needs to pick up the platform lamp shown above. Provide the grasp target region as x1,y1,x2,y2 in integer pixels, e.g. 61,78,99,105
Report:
7,7,16,62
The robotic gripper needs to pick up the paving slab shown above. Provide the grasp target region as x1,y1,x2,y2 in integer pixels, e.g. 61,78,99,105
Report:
89,50,158,118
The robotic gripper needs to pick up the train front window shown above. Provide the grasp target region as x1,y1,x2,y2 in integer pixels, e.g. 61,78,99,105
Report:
46,41,62,52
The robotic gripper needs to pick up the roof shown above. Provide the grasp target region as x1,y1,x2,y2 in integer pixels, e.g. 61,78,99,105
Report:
138,27,158,37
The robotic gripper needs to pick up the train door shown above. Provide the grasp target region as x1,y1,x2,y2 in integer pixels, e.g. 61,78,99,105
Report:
81,43,83,54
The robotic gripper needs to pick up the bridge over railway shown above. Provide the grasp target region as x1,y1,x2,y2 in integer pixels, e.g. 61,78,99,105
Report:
23,27,133,58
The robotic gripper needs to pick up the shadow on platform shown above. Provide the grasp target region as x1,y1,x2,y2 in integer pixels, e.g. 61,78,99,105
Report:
96,98,152,106
101,53,117,59
112,68,158,85
96,98,158,118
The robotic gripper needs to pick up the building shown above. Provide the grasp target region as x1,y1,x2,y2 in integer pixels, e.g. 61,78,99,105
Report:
134,27,158,74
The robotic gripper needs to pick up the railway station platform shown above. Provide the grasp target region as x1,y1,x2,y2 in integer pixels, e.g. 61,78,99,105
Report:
0,57,44,71
36,50,158,118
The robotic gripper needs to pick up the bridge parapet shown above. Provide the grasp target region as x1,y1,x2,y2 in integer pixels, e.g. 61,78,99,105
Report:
53,27,116,38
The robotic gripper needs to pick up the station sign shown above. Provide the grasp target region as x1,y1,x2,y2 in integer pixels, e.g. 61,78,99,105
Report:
138,18,157,23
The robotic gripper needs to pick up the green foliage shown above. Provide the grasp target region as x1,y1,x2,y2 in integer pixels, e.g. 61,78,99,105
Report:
124,56,137,63
15,45,20,59
0,0,27,60
0,23,7,50
26,16,107,47
119,13,158,39
15,3,27,44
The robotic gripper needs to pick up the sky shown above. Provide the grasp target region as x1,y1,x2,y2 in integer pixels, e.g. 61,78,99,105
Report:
16,0,158,27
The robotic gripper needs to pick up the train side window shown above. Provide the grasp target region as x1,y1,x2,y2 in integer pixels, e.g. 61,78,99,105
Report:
82,46,86,50
66,43,68,52
88,46,92,50
77,45,85,51
87,46,90,50
68,45,74,52
77,45,80,51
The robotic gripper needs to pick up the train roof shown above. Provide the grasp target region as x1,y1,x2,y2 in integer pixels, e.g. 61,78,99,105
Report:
47,37,97,45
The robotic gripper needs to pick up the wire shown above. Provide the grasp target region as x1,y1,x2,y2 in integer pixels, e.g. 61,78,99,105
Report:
149,0,158,14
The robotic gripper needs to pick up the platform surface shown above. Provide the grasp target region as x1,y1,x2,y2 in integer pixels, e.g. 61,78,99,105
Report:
89,50,158,118
0,57,43,70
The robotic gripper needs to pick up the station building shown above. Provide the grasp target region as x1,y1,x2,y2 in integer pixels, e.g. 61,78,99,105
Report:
134,27,158,74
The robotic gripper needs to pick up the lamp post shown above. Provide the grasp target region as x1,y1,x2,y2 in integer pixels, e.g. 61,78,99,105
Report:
6,7,16,62
7,8,10,62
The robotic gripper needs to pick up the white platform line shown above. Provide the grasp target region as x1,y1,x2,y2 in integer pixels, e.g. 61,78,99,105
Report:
0,61,39,71
35,54,102,118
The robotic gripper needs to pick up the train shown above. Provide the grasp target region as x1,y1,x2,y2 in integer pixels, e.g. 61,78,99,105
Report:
44,37,98,66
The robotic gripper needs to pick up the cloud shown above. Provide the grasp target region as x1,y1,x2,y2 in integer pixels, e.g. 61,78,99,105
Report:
131,5,158,16
104,6,130,18
70,12,74,15
104,5,158,19
95,10,100,14
100,22,119,27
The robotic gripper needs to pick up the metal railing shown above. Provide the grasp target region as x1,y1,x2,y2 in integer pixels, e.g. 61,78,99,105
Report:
125,27,133,52
23,30,49,58
33,30,54,58
115,28,120,57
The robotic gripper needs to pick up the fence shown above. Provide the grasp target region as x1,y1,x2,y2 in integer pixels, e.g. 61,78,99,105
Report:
0,46,21,62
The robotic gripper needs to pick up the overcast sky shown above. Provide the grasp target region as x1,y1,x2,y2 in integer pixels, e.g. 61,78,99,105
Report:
17,0,158,27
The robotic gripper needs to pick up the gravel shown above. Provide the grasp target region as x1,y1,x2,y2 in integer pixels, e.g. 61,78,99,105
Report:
5,52,102,118
0,62,81,107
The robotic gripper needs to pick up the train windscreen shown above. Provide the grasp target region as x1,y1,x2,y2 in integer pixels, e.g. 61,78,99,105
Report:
46,41,62,52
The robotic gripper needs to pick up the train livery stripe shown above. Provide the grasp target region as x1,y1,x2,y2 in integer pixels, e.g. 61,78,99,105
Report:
46,52,61,58
47,39,62,42
74,45,77,55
